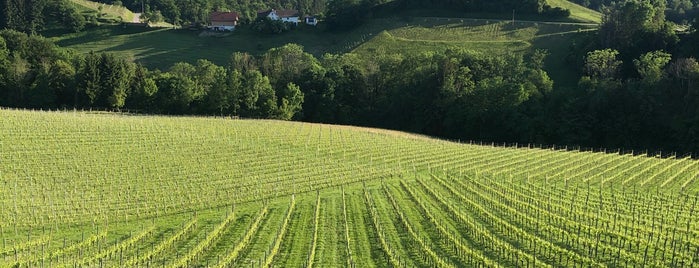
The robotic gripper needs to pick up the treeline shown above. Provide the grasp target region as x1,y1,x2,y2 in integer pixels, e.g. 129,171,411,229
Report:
0,28,554,125
569,0,698,23
0,0,110,33
549,0,699,152
0,30,304,118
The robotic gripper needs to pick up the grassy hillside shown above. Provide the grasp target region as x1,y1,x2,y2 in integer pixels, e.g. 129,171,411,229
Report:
547,0,603,23
69,0,136,22
353,18,595,56
49,17,596,87
1,109,697,267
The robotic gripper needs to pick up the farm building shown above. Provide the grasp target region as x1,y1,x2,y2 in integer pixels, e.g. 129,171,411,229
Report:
258,9,301,25
304,16,318,26
210,11,239,31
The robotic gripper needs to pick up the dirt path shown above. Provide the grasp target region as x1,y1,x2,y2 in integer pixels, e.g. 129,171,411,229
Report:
133,13,141,23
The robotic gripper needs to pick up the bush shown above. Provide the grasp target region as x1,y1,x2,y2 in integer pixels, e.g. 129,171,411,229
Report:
541,6,571,19
252,18,295,34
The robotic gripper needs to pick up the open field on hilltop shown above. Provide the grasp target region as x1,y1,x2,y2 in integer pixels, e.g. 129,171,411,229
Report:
352,18,595,55
1,109,698,267
547,0,603,23
69,0,135,23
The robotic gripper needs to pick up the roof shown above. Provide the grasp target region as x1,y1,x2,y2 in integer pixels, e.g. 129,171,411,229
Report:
210,11,239,22
258,9,300,18
257,10,272,18
275,9,300,18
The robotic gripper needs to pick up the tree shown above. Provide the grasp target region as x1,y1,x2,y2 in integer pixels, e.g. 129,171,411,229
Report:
252,17,292,34
0,36,9,105
45,0,85,32
191,59,226,113
0,0,47,33
584,49,622,80
4,52,31,106
26,62,57,108
297,63,334,122
203,68,242,115
276,82,304,120
259,44,319,89
666,57,699,92
228,52,257,74
241,70,277,117
127,64,158,111
633,50,671,84
77,52,102,107
599,0,677,55
100,53,134,110
48,59,77,107
154,72,196,114
326,0,369,30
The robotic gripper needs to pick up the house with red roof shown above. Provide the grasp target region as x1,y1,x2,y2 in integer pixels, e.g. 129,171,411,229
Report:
210,11,239,31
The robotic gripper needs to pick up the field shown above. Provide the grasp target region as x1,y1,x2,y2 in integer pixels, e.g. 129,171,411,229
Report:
547,0,603,23
48,16,597,89
69,0,136,23
1,109,698,267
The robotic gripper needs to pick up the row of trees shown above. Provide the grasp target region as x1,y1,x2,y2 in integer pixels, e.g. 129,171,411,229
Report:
1,0,105,34
0,30,303,119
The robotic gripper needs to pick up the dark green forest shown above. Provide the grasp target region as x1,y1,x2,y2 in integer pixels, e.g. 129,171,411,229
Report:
1,0,699,154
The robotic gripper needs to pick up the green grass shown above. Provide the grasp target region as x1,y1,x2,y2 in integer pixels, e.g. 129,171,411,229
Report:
47,0,600,84
547,0,603,23
352,18,597,85
1,109,698,267
49,24,363,69
69,0,135,22
48,16,597,87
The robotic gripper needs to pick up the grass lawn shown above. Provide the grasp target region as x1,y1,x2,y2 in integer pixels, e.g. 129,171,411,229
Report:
547,0,603,23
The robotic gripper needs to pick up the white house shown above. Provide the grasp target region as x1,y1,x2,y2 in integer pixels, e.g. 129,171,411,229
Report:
258,9,300,25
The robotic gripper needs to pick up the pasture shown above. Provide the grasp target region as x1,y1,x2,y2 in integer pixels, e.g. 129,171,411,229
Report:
1,109,697,267
48,16,597,75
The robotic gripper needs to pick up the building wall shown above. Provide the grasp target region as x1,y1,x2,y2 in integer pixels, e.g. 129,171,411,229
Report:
212,21,237,26
211,25,236,31
282,17,299,24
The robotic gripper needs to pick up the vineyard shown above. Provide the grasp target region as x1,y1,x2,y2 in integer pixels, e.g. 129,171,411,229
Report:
1,109,698,267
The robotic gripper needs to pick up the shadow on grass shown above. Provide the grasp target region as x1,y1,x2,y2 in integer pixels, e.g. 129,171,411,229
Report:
52,25,158,47
530,30,594,88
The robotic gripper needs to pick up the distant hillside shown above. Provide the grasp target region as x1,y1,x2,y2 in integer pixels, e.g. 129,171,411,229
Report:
69,0,135,22
547,0,602,23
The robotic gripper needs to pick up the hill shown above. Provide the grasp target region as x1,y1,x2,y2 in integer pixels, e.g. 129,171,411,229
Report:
547,0,602,23
1,109,697,267
69,0,136,23
48,16,597,86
